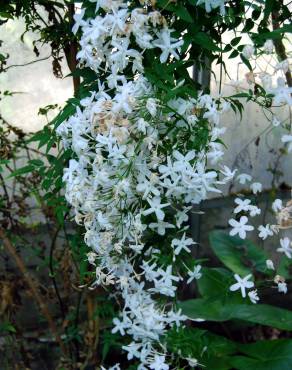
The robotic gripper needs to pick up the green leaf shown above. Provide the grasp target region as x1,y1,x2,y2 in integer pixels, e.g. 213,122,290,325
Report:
209,231,267,275
277,256,292,279
242,18,254,33
28,159,44,167
8,165,35,178
263,0,275,22
166,327,236,369
231,339,292,370
180,298,292,331
52,98,78,129
0,11,14,19
229,49,239,58
240,54,252,71
253,24,292,43
230,36,242,46
0,321,16,333
175,6,193,23
197,267,233,298
156,0,193,23
192,32,221,52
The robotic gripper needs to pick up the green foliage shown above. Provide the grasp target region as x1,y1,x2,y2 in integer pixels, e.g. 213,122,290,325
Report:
0,321,16,334
167,328,292,370
167,327,236,369
197,267,233,298
180,298,292,331
231,339,292,370
209,231,268,275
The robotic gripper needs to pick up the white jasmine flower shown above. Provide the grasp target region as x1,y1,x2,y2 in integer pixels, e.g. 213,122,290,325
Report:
229,216,254,239
136,118,149,134
186,357,199,368
248,205,261,217
101,364,121,370
146,98,158,117
151,265,180,297
242,44,255,59
129,243,144,253
258,224,273,240
272,199,283,212
142,197,170,221
233,197,251,213
281,134,292,152
136,175,160,199
277,237,292,258
211,126,226,141
203,103,220,125
272,116,281,127
72,8,86,35
275,59,290,73
171,233,196,255
278,282,288,294
263,39,274,54
149,355,169,370
187,265,202,284
248,289,259,304
197,93,213,108
197,0,226,15
229,274,254,298
149,221,175,235
112,317,126,336
207,142,224,164
153,28,184,63
123,342,142,361
236,199,257,217
270,77,292,106
175,206,191,227
87,252,97,265
250,182,262,194
236,173,252,185
220,165,237,183
266,259,275,270
221,101,231,112
260,73,272,90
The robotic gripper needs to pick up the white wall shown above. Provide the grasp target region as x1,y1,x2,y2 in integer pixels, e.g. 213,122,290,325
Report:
0,18,73,133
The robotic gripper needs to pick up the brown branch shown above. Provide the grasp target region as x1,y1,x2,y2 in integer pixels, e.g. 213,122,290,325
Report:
81,290,100,369
272,6,292,87
0,228,68,357
65,4,81,95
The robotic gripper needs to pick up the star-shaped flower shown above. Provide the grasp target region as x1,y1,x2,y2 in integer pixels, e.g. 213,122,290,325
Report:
277,237,292,258
153,28,184,63
171,233,196,255
142,197,170,221
229,274,254,298
228,216,254,239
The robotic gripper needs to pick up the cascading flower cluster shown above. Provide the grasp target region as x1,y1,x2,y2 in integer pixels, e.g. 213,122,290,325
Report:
57,1,235,368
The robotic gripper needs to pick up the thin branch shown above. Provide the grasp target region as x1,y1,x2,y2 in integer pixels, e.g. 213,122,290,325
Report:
2,55,51,72
0,228,68,357
49,225,66,321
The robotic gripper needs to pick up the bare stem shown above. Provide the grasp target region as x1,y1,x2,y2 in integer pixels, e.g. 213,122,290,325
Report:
0,228,68,358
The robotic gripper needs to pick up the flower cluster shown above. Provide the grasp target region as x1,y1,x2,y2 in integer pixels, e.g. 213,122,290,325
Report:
232,39,292,108
225,39,292,303
57,1,236,368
